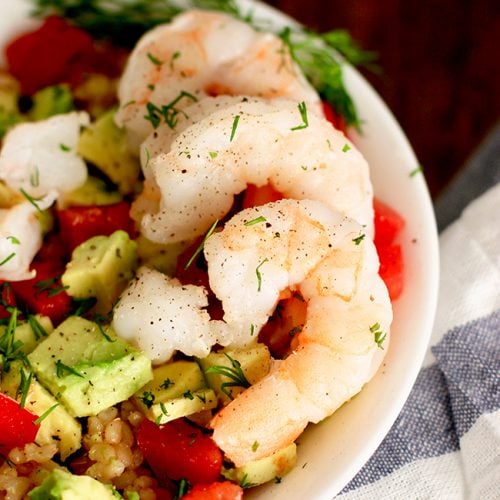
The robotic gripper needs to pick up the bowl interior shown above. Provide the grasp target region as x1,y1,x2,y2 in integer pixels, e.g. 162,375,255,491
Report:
0,1,440,498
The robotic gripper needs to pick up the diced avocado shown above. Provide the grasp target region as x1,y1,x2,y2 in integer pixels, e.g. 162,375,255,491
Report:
223,443,297,487
28,316,153,417
28,468,121,499
73,74,117,119
135,361,217,424
136,235,188,276
198,344,271,404
60,176,122,208
62,230,138,314
78,110,140,194
0,71,23,139
0,315,54,355
29,84,74,121
1,361,82,460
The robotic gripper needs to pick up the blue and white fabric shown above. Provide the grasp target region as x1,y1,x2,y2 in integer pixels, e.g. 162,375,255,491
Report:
337,177,500,499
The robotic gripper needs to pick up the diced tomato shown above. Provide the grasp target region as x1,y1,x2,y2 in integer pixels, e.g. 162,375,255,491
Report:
151,487,175,500
321,101,347,135
136,418,223,485
34,232,68,266
373,199,405,249
57,201,134,252
378,244,404,301
183,482,243,500
0,393,40,454
259,291,307,358
373,199,405,301
242,184,283,209
0,282,17,319
10,261,72,324
6,16,94,95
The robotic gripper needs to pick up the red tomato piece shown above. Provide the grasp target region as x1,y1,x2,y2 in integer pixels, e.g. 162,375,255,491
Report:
373,198,405,249
34,232,68,266
183,482,243,500
378,244,404,301
242,184,283,209
321,101,347,134
136,418,223,485
373,199,405,301
0,281,17,319
0,393,40,454
57,201,134,252
10,261,72,324
5,16,95,95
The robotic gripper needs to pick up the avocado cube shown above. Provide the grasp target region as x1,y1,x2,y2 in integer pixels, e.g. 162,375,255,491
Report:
1,361,82,460
0,315,54,355
197,344,271,404
77,109,140,194
135,360,217,424
60,176,122,208
223,443,297,487
136,235,188,276
28,468,120,499
62,230,137,314
29,84,74,121
28,316,153,417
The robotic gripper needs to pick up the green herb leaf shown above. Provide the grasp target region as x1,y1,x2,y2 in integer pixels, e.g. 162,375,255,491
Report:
55,360,84,379
342,143,351,152
352,234,365,245
33,403,59,425
290,101,309,131
370,323,387,349
59,143,71,152
16,367,33,408
255,258,269,292
0,253,16,267
230,115,240,141
205,353,250,399
27,315,48,341
141,391,155,408
184,219,219,270
144,91,197,129
244,216,266,226
147,52,163,66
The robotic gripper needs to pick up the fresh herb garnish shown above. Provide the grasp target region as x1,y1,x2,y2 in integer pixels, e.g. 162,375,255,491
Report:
170,51,181,70
290,101,309,131
55,360,84,378
0,307,28,372
19,188,44,215
160,378,174,389
30,167,40,187
33,403,59,425
352,234,365,245
239,473,257,489
0,253,16,267
184,219,219,270
252,440,259,452
175,478,190,499
370,323,387,349
183,390,194,400
208,151,218,159
410,164,424,177
230,115,240,141
16,367,33,408
147,52,163,66
244,216,266,226
342,143,351,152
27,315,48,341
144,91,197,129
204,353,250,399
141,391,155,408
6,236,20,245
255,258,269,292
59,143,71,152
155,402,170,424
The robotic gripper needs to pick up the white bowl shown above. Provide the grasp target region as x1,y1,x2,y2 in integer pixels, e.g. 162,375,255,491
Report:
0,1,439,498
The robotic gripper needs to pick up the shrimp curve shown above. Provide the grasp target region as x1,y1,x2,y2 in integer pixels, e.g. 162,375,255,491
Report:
204,199,392,466
134,96,373,245
115,10,320,149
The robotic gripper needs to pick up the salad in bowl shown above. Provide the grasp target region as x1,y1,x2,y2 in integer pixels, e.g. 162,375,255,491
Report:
0,1,439,499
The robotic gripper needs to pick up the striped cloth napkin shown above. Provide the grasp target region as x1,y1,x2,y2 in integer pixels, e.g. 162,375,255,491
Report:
337,178,500,498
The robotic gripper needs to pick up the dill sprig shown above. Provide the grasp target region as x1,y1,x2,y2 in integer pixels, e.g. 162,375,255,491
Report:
205,353,250,399
0,307,29,373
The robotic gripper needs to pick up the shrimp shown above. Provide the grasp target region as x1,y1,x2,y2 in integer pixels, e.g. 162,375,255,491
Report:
112,267,226,364
203,199,392,466
0,193,57,281
0,112,89,198
114,10,320,149
134,96,373,245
